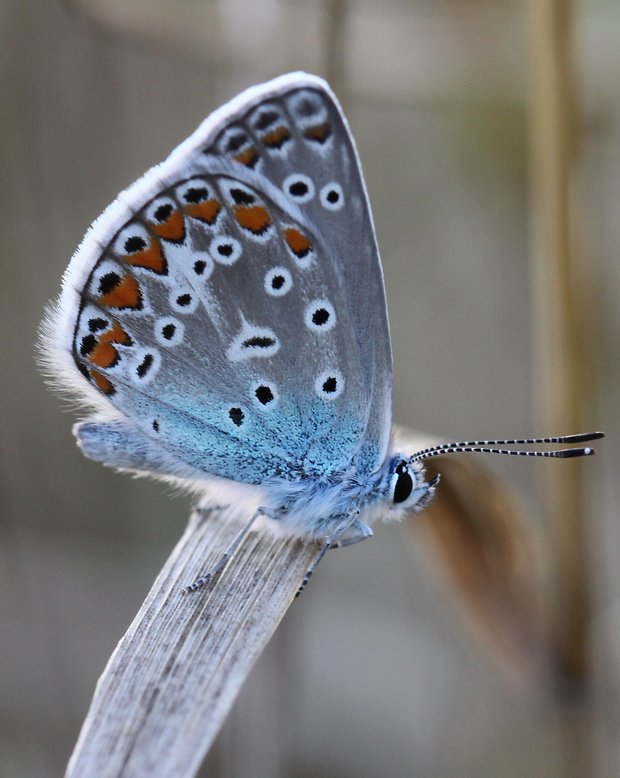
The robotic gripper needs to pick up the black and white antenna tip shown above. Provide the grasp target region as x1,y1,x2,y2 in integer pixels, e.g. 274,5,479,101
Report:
410,431,604,463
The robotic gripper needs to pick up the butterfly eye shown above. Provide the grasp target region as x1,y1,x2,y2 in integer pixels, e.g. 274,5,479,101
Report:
392,461,414,504
320,182,344,211
282,174,315,203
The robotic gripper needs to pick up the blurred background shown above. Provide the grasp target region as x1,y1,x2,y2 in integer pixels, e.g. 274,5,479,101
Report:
0,0,617,775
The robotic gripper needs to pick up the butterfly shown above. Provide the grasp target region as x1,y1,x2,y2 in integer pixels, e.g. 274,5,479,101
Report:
41,72,602,593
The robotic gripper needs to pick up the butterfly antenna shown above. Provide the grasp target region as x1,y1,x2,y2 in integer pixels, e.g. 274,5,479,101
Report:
409,432,604,463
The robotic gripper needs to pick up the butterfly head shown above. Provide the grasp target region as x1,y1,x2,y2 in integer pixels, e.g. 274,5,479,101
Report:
380,456,438,519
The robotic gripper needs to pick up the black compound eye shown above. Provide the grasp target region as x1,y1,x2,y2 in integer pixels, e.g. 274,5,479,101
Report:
393,464,413,504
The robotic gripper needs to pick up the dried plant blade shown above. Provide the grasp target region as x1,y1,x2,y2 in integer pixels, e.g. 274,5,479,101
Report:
406,452,550,689
65,507,318,778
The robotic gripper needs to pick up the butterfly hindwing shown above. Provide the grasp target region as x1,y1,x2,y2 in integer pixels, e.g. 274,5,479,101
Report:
51,73,392,486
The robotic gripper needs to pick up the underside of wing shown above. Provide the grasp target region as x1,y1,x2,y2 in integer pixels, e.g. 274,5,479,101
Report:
44,73,392,485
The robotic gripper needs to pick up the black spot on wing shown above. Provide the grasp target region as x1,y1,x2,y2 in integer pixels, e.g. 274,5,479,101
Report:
229,407,245,427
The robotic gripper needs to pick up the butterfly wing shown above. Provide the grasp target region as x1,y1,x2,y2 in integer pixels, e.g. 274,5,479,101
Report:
44,73,392,486
206,75,393,475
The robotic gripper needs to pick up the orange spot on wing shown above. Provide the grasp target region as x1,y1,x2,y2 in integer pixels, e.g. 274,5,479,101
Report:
284,227,312,257
100,275,142,310
261,126,291,149
184,198,221,225
124,238,167,274
234,147,258,167
304,123,332,144
234,205,272,235
100,322,132,346
150,209,185,242
89,341,117,368
89,323,132,368
90,370,115,395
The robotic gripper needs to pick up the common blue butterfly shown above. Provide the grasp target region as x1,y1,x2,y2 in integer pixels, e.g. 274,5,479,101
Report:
41,73,602,593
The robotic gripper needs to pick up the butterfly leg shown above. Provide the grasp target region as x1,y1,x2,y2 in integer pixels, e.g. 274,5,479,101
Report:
182,508,266,595
296,515,362,598
329,518,373,548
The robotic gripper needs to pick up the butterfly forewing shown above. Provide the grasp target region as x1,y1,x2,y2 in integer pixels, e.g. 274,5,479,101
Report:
65,74,392,484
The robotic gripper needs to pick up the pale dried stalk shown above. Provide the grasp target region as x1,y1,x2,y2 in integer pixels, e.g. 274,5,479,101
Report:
64,426,549,776
64,429,431,776
65,507,319,778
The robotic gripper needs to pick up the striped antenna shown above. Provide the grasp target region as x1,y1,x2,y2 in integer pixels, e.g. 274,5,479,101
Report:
409,432,604,463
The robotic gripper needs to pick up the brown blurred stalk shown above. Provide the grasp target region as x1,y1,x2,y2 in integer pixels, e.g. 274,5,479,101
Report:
527,0,596,774
527,0,591,689
415,455,548,687
324,0,349,101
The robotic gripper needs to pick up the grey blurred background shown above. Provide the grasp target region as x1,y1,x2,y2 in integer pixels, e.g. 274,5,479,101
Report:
1,0,618,776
